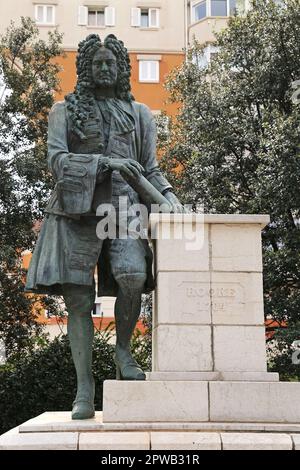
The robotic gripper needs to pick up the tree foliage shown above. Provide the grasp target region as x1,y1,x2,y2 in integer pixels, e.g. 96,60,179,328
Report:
161,0,300,375
0,18,63,359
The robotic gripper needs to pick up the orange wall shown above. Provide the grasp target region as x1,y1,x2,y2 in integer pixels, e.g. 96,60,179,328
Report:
55,51,184,116
22,252,32,270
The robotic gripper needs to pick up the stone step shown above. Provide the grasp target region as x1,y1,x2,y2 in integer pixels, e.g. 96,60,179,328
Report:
1,423,299,450
146,371,279,382
18,411,300,434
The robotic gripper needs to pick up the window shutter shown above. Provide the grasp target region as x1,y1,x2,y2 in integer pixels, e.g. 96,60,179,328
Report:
105,6,115,26
149,8,159,28
78,6,88,25
36,5,44,22
131,7,141,27
139,61,147,81
46,6,54,24
150,61,157,80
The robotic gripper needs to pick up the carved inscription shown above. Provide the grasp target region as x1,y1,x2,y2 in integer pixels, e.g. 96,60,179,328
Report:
176,281,244,319
211,283,244,316
174,281,210,321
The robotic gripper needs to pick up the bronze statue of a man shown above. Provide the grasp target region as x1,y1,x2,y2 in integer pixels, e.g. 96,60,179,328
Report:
25,34,182,420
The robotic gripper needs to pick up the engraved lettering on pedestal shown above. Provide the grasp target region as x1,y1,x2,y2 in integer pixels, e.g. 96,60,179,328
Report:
175,281,210,323
211,282,244,320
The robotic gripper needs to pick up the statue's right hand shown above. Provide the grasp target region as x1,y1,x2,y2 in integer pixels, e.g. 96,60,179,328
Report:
108,158,144,180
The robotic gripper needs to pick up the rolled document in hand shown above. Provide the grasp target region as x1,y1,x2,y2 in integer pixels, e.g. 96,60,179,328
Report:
121,173,172,213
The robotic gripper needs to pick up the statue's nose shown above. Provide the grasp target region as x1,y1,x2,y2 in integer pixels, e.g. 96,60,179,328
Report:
101,62,108,72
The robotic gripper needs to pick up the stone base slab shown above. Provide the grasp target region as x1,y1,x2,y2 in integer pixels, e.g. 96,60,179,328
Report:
220,432,293,450
16,412,300,434
0,426,78,450
103,380,300,424
1,414,300,450
146,371,279,382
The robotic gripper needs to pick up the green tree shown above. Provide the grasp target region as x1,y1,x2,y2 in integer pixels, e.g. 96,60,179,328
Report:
0,18,63,360
161,0,300,377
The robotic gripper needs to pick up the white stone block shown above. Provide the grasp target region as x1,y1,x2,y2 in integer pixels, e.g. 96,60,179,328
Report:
153,325,212,371
79,432,150,450
0,426,78,450
19,411,104,433
211,224,263,272
155,272,211,325
103,381,209,422
221,432,292,450
211,272,264,325
146,371,279,382
154,222,209,272
210,382,300,423
218,371,278,381
151,432,221,450
213,326,267,371
291,434,300,450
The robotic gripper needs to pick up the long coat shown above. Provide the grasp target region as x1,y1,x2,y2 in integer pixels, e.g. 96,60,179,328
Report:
25,98,172,296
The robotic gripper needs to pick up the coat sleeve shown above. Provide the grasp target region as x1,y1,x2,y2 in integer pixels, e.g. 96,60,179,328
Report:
47,101,111,214
139,104,173,195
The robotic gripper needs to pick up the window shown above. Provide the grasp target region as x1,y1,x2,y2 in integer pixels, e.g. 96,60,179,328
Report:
211,0,227,16
35,4,55,25
131,7,159,28
88,9,105,27
191,1,207,22
78,6,115,27
141,10,149,27
229,0,249,15
92,303,103,317
139,61,159,83
192,45,220,69
191,0,251,22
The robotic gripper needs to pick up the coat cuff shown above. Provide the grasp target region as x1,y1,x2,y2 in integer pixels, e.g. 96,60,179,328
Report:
146,170,173,195
96,156,112,183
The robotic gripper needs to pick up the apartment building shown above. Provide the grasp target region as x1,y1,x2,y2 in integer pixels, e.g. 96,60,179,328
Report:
0,1,251,110
0,0,188,115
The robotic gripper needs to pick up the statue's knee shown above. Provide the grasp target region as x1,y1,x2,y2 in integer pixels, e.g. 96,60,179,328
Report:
116,272,147,293
63,284,95,316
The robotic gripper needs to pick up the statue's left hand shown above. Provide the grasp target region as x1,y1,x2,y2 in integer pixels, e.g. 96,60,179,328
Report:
164,191,185,213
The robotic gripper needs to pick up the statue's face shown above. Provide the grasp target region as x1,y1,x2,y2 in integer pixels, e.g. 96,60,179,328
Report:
92,47,118,88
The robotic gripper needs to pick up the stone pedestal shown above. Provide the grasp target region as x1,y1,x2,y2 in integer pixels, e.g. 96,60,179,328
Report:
150,214,272,377
102,214,300,425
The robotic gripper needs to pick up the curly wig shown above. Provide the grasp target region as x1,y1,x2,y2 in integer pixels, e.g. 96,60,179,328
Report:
65,34,134,140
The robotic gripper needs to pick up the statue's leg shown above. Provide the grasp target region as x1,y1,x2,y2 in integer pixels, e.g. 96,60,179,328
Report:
62,282,95,419
109,239,147,380
114,275,146,380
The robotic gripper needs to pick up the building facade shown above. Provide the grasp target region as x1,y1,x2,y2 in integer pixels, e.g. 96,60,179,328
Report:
0,1,252,111
0,0,188,115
